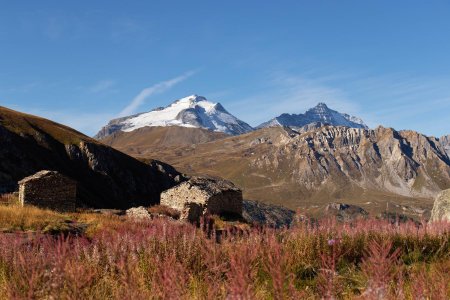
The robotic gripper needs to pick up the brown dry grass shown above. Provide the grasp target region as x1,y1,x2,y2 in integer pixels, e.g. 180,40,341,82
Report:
0,106,93,145
0,194,19,205
0,204,71,232
74,212,126,237
148,204,180,219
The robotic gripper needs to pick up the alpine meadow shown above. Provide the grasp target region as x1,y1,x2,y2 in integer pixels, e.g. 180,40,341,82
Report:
0,1,449,299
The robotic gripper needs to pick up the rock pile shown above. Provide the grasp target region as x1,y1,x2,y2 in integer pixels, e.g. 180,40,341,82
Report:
325,202,368,222
126,206,151,220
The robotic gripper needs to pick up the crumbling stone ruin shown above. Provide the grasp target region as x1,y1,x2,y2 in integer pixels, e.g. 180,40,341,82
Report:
161,176,243,222
18,170,76,211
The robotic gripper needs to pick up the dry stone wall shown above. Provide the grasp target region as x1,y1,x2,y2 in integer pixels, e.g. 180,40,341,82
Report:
19,170,76,211
161,176,243,221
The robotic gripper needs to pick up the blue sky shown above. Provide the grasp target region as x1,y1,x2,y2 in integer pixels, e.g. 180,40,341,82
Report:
1,1,449,137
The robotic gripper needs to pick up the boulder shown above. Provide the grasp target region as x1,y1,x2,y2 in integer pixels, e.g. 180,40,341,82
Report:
161,176,243,222
242,200,295,228
126,206,151,220
325,202,368,222
430,189,450,222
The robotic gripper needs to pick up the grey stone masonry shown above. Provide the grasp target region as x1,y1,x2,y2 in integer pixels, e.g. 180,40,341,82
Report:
430,189,450,222
161,176,243,222
18,170,76,211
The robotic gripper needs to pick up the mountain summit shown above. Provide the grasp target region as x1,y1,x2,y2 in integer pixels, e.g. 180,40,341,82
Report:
258,102,368,129
96,95,253,139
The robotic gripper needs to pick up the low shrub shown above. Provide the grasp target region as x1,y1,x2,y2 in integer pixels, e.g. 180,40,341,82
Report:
0,207,448,299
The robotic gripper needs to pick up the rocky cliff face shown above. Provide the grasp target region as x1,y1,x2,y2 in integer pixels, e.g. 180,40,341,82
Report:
430,189,450,222
0,106,184,209
441,135,450,157
249,126,449,198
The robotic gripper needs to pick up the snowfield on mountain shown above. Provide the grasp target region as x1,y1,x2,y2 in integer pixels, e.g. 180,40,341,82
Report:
258,102,367,129
95,95,253,138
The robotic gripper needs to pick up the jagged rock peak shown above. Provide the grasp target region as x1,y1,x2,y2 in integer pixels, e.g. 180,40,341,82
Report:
258,102,368,130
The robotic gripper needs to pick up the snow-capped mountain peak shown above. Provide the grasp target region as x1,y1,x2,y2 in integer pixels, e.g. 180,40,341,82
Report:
95,95,253,139
257,102,368,129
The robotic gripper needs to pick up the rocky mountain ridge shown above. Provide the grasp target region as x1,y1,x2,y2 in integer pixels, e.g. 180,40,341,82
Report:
257,102,367,129
126,125,450,213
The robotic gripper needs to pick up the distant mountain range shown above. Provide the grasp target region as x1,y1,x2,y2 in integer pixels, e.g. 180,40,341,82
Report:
95,95,368,139
115,125,450,216
257,102,367,129
1,101,449,218
96,95,253,139
94,95,450,218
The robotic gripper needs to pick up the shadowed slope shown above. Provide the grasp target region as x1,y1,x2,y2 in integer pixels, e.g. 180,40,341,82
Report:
0,106,183,209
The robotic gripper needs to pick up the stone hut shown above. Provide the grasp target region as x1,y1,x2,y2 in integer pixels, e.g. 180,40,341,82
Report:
18,170,77,211
161,176,243,222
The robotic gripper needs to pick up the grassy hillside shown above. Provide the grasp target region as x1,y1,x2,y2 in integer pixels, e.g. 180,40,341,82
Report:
0,106,91,145
101,126,229,155
0,106,183,209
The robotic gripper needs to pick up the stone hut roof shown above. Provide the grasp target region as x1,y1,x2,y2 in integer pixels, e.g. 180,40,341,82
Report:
18,170,75,185
177,176,241,197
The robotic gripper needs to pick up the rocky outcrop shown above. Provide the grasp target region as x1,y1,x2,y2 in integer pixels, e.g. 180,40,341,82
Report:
441,135,450,158
248,126,450,199
325,203,368,222
430,189,450,222
161,176,243,222
126,206,151,220
242,200,295,228
0,106,185,209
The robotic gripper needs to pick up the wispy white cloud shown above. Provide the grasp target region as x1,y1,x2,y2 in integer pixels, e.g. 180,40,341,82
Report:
88,80,116,93
119,70,197,117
